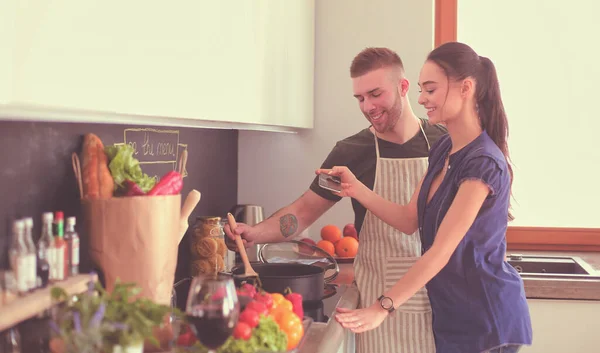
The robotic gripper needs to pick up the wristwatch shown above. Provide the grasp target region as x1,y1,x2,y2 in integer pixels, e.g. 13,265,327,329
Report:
377,295,395,314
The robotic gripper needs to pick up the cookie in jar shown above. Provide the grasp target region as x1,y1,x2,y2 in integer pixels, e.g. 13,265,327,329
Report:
190,216,227,276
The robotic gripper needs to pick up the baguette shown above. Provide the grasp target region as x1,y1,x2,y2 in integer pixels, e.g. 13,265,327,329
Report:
82,133,114,199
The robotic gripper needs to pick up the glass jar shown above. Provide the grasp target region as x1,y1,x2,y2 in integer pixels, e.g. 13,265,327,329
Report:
190,216,228,276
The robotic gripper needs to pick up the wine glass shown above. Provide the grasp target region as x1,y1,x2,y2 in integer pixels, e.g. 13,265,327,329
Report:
185,274,239,352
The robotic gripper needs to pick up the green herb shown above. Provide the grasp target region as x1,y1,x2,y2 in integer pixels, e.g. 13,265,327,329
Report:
105,144,156,193
51,277,182,353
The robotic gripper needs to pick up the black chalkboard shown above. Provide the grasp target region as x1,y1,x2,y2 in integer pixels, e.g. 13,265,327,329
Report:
0,120,238,284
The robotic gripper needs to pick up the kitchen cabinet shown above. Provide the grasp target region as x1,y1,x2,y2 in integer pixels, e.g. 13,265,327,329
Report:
1,0,314,130
521,299,600,353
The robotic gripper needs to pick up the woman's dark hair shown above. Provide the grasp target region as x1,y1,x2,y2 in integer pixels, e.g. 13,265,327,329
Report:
427,42,514,220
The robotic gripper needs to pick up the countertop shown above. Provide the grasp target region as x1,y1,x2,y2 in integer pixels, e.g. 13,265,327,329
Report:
297,251,600,353
507,250,600,300
329,250,600,301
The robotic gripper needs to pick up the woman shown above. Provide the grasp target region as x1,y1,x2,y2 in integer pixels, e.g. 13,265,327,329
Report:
318,42,532,353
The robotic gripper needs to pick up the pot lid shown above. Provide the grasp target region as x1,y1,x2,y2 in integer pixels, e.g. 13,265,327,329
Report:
259,240,340,283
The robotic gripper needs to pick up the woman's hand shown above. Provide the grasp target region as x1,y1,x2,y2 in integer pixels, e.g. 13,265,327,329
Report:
334,304,389,333
315,166,367,199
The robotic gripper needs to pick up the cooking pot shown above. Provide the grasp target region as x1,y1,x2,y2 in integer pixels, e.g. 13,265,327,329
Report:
227,240,339,302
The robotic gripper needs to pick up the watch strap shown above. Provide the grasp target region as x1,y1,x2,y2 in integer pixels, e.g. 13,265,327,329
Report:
378,295,395,313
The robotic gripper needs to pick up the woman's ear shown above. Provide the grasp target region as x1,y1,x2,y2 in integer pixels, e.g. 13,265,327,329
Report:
461,78,475,98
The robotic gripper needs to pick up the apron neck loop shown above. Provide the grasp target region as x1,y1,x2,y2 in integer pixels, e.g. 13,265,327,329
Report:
372,119,431,157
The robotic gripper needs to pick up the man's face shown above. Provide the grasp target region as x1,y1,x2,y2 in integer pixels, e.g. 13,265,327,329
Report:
352,68,404,134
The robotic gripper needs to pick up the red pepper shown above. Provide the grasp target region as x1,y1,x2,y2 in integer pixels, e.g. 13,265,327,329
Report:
284,288,303,319
147,171,183,196
123,179,146,196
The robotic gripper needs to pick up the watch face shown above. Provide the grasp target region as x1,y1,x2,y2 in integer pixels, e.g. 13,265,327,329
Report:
381,296,393,310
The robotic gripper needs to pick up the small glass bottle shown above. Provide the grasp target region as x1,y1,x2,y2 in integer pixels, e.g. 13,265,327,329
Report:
22,217,38,291
9,220,29,295
37,213,54,286
53,211,66,281
64,217,80,276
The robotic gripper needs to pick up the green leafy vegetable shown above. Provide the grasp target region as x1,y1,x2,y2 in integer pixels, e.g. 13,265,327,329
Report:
105,144,156,193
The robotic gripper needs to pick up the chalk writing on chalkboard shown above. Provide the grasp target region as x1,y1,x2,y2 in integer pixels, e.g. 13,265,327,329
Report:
114,128,188,180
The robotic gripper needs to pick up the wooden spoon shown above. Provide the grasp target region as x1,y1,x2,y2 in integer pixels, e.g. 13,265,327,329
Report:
227,212,259,278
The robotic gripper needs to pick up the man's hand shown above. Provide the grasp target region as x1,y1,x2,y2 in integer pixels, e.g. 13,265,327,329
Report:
223,222,257,251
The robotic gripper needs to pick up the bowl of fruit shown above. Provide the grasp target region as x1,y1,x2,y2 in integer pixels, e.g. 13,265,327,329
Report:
302,224,359,263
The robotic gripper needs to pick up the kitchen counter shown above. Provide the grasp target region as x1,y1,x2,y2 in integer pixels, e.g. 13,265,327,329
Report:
507,250,600,300
298,252,600,352
300,281,359,353
328,251,600,301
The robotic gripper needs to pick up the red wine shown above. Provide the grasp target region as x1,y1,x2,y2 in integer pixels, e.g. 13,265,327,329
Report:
187,314,235,349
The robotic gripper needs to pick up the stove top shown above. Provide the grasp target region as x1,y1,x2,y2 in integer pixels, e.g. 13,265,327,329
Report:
303,283,347,323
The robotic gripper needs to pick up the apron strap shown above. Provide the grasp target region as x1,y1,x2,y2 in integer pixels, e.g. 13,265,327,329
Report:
372,119,432,154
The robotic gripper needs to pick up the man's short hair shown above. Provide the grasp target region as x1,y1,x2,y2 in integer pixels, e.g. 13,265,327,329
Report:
350,47,405,78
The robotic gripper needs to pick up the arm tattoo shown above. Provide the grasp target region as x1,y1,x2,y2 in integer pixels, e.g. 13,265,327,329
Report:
279,214,298,238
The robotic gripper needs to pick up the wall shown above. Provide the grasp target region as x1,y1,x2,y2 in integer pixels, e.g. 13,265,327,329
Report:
458,0,600,228
0,120,238,283
237,0,435,239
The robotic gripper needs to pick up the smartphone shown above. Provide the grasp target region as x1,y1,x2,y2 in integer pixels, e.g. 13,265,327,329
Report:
318,174,342,193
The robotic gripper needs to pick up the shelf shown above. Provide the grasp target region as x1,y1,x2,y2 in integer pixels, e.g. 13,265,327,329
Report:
0,273,98,332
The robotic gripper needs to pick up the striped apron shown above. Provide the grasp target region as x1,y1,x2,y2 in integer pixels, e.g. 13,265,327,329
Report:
354,123,436,353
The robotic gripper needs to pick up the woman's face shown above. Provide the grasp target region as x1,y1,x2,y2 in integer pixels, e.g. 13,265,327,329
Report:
417,60,468,125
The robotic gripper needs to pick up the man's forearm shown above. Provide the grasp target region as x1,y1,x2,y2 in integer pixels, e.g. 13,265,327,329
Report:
253,191,335,243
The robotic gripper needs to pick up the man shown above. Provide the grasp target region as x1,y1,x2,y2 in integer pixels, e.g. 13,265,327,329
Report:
225,47,446,353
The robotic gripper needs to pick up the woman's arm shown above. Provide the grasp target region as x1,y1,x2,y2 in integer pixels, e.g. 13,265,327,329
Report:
334,179,491,333
382,179,490,306
316,166,423,234
358,176,423,234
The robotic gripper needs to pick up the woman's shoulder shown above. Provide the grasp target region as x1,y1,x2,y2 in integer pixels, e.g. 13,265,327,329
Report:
463,131,507,167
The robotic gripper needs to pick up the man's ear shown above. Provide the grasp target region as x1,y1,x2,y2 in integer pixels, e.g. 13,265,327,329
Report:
399,78,410,97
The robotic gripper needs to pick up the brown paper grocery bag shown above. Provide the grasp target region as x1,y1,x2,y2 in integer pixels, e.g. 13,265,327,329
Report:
82,194,181,305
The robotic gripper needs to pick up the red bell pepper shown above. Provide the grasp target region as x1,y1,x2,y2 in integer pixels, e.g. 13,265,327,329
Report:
284,288,303,319
147,171,183,196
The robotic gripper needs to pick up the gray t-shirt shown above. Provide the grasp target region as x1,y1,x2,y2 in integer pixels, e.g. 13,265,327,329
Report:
309,118,447,234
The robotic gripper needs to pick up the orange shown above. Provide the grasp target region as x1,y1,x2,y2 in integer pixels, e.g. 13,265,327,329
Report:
320,225,342,243
316,240,336,257
335,236,359,257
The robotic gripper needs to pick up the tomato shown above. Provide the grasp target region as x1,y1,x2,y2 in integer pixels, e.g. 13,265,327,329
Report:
240,283,257,298
245,300,268,316
176,332,196,347
239,308,260,328
255,292,274,309
233,322,252,340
